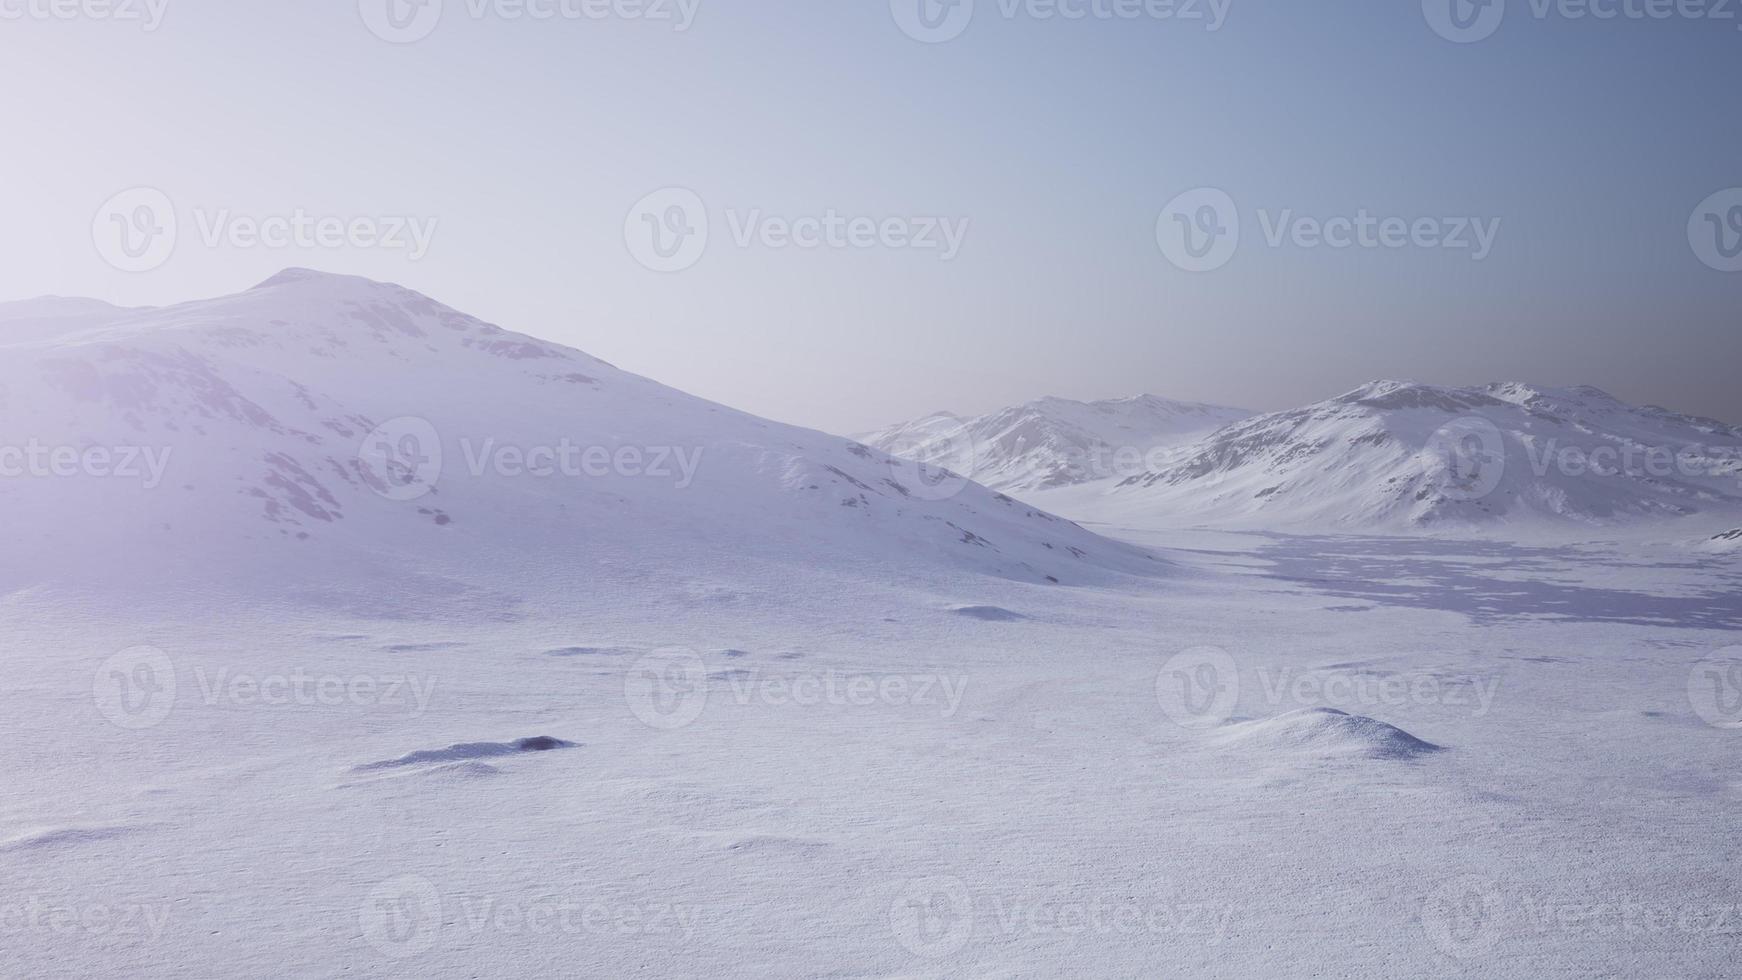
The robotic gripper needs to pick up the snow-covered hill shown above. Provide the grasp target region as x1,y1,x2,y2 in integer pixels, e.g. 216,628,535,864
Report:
861,394,1250,494
1092,381,1742,529
0,270,1160,602
0,296,136,344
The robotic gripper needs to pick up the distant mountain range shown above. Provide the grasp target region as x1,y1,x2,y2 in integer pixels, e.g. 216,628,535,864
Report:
871,381,1742,531
1103,381,1742,528
858,395,1251,493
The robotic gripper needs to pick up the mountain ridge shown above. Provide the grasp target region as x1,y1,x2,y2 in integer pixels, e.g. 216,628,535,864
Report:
860,393,1252,494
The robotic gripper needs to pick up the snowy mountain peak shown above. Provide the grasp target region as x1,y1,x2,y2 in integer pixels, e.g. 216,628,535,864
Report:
248,267,422,296
1335,380,1503,412
252,267,355,290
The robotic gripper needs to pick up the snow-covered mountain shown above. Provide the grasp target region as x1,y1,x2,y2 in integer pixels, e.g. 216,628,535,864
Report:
0,271,1160,602
861,394,1251,494
1095,380,1742,529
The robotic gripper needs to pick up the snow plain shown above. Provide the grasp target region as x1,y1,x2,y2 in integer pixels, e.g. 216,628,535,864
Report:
2,274,1739,978
8,528,1740,978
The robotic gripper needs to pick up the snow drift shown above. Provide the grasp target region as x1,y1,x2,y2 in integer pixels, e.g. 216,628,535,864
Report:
1210,707,1441,761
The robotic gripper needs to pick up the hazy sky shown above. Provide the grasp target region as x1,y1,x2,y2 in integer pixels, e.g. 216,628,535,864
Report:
3,1,1739,433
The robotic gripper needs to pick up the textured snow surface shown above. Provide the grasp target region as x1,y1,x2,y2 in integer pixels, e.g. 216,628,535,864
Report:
5,527,1739,978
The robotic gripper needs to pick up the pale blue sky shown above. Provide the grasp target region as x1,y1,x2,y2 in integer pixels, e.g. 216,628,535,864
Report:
2,1,1738,432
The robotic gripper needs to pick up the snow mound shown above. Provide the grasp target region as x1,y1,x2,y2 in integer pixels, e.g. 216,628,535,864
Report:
949,604,1026,621
1210,708,1441,761
0,824,147,853
356,736,575,771
544,646,635,658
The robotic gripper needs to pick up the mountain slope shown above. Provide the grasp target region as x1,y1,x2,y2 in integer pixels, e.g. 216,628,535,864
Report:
1705,528,1742,553
0,270,1160,603
1096,381,1742,529
861,394,1251,494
